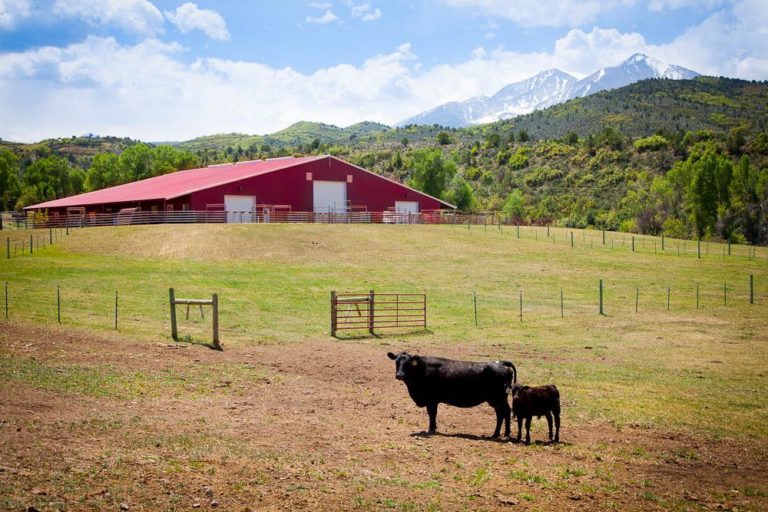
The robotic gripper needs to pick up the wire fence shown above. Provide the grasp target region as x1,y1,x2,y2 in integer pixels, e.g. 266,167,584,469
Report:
3,217,764,264
3,227,68,259
1,273,763,342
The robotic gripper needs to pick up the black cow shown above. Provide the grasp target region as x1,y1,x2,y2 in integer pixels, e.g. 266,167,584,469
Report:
511,383,560,445
387,351,517,438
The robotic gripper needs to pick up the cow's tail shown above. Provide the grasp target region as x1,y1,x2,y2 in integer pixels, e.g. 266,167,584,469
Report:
498,360,517,393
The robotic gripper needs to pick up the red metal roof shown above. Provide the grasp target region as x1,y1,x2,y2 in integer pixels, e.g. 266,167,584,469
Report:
26,156,326,210
26,154,455,210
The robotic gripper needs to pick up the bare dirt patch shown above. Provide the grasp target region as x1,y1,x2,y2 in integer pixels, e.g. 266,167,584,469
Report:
1,323,766,511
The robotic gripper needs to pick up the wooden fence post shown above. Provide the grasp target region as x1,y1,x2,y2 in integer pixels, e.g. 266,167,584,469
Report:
6,238,8,259
212,293,220,350
368,290,375,335
4,282,7,319
661,235,665,251
667,286,671,310
697,240,701,259
519,290,523,323
750,274,754,304
30,234,33,255
57,285,61,324
632,236,635,252
169,288,178,341
114,291,119,330
635,287,639,313
599,279,604,315
473,291,478,326
696,284,699,309
330,291,337,337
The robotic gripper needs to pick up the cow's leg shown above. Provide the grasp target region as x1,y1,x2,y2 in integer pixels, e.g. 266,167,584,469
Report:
501,400,511,438
515,415,523,442
491,405,503,438
524,416,532,445
545,411,553,441
426,402,438,434
554,410,560,443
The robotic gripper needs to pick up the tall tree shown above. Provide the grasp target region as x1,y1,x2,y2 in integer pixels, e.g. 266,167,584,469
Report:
85,153,122,191
406,149,456,199
0,148,20,210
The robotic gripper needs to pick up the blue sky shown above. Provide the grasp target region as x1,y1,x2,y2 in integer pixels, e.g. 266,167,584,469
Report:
1,0,766,142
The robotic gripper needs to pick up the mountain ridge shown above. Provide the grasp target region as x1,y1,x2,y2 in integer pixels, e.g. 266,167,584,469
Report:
399,53,699,128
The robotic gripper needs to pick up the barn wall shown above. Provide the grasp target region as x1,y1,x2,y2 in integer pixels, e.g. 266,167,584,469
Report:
189,157,445,212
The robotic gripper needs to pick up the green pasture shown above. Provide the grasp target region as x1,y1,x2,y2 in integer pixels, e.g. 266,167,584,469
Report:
1,223,767,438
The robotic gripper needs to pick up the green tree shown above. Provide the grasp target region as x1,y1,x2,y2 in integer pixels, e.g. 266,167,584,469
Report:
119,143,154,181
150,145,200,177
0,148,20,210
406,149,456,199
437,131,452,145
444,174,475,211
85,153,122,191
688,149,732,238
502,189,525,221
17,155,78,208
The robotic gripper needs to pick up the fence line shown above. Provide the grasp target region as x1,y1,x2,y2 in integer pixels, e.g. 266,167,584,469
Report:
0,276,762,341
4,227,67,260
2,210,765,261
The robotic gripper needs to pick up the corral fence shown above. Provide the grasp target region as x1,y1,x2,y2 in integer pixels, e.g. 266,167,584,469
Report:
331,291,427,337
18,210,500,228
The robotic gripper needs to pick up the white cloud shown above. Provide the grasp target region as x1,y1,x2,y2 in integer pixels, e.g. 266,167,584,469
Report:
647,0,724,11
349,2,382,21
52,0,164,36
0,0,31,29
554,27,646,71
1,1,767,142
439,0,627,27
647,0,768,79
306,9,339,24
165,2,230,41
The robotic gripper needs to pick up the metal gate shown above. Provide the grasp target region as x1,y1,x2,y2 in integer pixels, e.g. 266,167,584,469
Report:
331,291,426,337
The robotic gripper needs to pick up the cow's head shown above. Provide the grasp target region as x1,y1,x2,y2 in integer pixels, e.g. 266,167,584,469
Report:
387,351,421,381
510,383,526,400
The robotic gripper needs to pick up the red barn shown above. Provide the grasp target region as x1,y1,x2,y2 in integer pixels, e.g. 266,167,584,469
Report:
26,155,454,221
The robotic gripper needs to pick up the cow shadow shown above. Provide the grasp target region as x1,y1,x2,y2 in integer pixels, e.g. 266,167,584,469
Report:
410,432,569,446
410,431,508,443
508,438,569,447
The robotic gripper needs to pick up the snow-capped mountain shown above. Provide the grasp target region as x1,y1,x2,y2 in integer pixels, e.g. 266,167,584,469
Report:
568,53,699,99
399,54,699,128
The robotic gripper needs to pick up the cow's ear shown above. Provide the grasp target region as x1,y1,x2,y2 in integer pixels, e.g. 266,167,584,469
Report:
387,352,397,360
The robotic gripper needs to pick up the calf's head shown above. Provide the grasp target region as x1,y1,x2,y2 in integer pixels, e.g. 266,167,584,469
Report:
511,383,527,400
387,351,421,381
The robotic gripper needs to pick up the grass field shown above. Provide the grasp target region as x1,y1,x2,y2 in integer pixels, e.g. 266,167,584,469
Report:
1,224,766,510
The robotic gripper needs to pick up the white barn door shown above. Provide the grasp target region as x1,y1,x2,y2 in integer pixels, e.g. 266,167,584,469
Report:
313,181,347,213
395,201,419,214
225,195,255,223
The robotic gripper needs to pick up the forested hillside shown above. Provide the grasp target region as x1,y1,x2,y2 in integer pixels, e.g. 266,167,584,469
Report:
1,77,766,244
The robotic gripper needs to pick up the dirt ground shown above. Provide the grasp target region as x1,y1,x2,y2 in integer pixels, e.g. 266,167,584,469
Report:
1,323,766,511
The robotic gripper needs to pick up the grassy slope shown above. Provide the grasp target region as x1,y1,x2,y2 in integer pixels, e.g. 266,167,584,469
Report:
1,224,766,439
